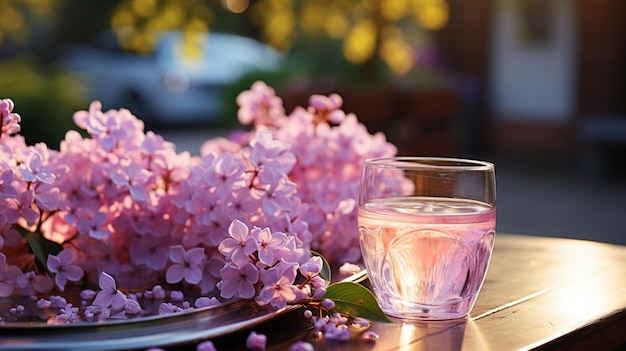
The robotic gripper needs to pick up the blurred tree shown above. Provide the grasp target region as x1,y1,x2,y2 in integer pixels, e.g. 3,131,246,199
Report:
0,56,87,148
0,0,61,45
2,0,449,79
250,0,449,78
104,0,449,82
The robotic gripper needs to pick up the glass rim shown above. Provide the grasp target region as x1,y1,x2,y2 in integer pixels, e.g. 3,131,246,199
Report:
362,157,494,171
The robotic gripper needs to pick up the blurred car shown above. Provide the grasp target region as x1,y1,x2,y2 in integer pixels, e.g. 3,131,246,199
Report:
60,31,284,126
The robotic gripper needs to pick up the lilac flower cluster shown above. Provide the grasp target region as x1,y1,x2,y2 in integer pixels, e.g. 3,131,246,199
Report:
0,95,309,299
0,81,396,340
218,219,326,309
204,81,397,263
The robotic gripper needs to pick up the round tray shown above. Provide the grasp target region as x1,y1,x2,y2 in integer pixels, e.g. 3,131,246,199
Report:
0,270,367,350
0,299,297,351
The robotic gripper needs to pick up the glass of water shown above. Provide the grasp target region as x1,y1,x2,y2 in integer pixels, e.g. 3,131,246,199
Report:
358,157,496,320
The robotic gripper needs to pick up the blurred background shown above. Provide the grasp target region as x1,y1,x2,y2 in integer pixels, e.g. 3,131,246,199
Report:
1,0,624,245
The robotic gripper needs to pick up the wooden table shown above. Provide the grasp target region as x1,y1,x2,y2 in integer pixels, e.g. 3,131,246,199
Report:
6,234,624,350
240,234,626,351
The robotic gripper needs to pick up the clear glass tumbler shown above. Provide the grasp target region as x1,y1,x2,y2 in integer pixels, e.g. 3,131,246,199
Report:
358,157,496,320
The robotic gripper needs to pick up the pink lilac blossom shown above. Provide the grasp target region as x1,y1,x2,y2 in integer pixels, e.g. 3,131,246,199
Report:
0,253,22,297
16,270,54,295
246,331,267,351
253,227,286,266
19,149,55,184
206,81,397,264
194,296,221,308
92,272,127,311
0,83,396,346
218,220,259,267
1,95,312,298
0,98,20,137
255,262,300,308
196,340,218,351
324,322,351,341
289,341,314,351
218,262,259,299
165,245,204,285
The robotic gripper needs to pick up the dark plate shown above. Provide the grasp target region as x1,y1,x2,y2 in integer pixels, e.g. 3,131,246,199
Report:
0,270,368,351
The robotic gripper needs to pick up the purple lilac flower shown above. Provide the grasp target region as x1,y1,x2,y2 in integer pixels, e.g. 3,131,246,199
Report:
218,220,258,267
92,272,127,311
253,227,286,266
165,245,205,285
324,322,350,341
218,262,259,299
255,262,299,308
196,340,218,351
46,248,84,291
19,150,55,184
289,341,314,351
0,82,397,330
246,331,267,351
195,296,221,308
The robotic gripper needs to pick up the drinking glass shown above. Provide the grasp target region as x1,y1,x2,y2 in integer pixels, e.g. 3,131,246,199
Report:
358,157,496,320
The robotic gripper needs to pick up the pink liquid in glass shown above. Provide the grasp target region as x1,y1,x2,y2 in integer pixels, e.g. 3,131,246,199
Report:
358,197,496,320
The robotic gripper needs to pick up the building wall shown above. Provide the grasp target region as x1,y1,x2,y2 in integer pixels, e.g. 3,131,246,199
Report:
489,0,576,124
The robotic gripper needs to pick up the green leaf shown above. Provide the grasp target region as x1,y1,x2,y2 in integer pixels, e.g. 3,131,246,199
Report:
310,250,331,282
26,233,63,274
324,281,391,322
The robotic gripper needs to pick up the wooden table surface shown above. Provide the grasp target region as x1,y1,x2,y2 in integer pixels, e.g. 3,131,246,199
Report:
4,233,625,350
254,233,626,351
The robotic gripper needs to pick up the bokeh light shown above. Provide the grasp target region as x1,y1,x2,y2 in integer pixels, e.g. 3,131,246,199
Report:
222,0,249,14
250,0,295,51
343,19,377,64
0,0,60,44
110,0,214,55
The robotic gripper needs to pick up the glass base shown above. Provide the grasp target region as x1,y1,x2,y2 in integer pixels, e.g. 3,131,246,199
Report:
377,291,475,321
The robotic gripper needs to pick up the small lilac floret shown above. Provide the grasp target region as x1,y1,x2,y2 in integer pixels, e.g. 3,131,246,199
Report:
353,317,370,328
299,256,322,277
46,248,84,291
330,312,347,325
195,296,221,308
320,298,335,310
289,341,314,351
170,290,184,301
324,322,350,341
310,276,326,289
303,310,313,318
50,295,67,308
80,289,97,301
338,262,361,275
361,331,379,342
196,340,218,351
124,299,142,315
314,317,327,332
37,298,51,309
152,285,166,299
312,286,326,299
219,262,260,299
158,302,179,315
84,310,94,322
246,331,267,350
218,220,258,267
92,273,126,311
